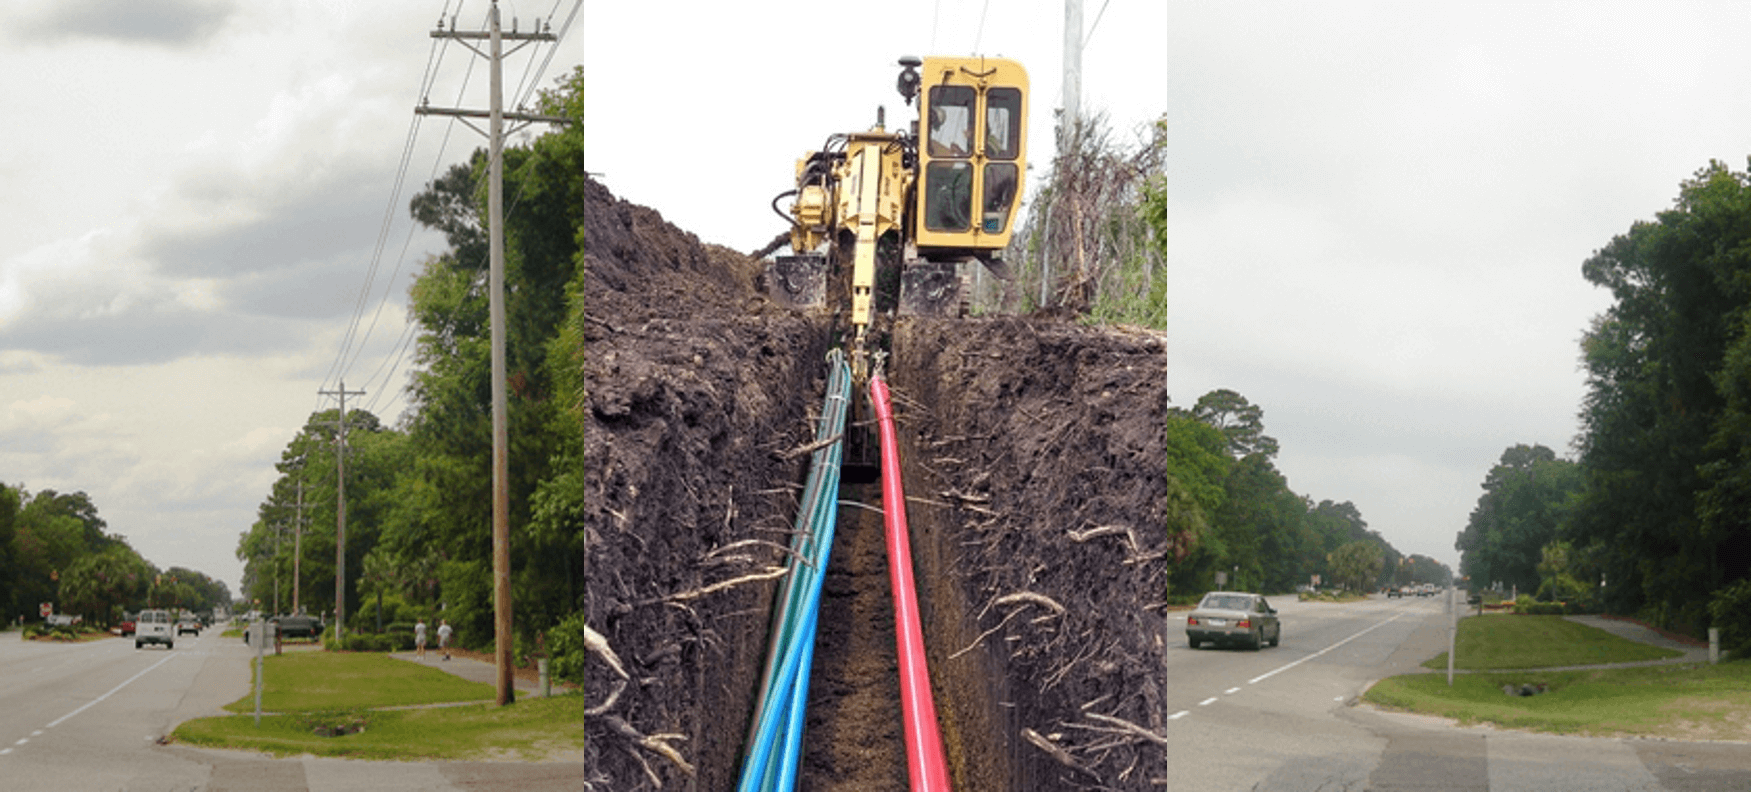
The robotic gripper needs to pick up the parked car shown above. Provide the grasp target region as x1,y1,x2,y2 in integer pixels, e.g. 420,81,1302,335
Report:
176,616,201,636
135,609,174,650
278,614,323,639
1187,591,1281,650
116,614,137,636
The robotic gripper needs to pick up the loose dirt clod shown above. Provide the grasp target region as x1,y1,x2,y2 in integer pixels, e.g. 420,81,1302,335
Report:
583,176,1168,790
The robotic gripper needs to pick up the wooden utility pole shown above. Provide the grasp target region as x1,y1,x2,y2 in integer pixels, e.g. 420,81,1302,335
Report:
318,381,364,643
418,1,565,707
293,476,303,614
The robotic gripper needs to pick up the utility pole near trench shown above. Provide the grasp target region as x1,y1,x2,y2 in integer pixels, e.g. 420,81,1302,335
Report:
318,381,364,643
417,1,568,707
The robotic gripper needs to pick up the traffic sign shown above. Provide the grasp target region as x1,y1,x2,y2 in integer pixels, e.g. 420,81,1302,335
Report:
39,602,51,618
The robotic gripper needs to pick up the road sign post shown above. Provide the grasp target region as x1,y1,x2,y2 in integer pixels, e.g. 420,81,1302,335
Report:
1447,585,1457,686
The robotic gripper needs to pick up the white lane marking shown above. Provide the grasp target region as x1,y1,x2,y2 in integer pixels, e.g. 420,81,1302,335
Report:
29,731,40,737
12,739,25,746
0,748,10,755
46,652,177,729
1248,612,1406,685
1169,710,1189,720
1198,697,1218,706
1225,687,1240,694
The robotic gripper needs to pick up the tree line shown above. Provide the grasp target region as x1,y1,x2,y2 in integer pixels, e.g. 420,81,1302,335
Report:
1165,389,1450,597
0,485,230,626
235,70,590,652
1457,161,1751,654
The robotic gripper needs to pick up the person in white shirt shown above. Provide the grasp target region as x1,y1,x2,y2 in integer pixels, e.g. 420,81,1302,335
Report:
437,619,453,661
414,618,428,660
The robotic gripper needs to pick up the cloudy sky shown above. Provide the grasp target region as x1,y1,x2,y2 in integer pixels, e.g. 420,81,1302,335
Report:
1,0,583,598
4,0,1745,598
1162,2,1751,573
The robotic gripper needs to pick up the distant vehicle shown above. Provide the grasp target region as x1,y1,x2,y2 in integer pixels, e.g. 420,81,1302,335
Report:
1187,591,1281,651
176,616,201,636
116,615,137,636
135,609,174,650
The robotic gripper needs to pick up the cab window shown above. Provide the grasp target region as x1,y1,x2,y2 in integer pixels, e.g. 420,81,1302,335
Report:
926,86,975,158
981,162,1017,233
925,161,973,231
984,88,1021,160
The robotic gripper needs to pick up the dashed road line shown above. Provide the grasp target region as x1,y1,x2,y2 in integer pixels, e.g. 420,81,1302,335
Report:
1247,612,1405,685
1169,611,1411,726
46,652,177,729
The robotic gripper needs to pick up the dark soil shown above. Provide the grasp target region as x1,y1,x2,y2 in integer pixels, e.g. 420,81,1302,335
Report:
582,176,1168,790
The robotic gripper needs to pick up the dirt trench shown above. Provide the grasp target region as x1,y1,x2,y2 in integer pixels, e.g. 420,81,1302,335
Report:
582,176,1170,790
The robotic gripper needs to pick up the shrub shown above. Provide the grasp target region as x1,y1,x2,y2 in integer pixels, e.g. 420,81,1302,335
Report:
326,631,415,653
546,612,594,685
1708,578,1751,661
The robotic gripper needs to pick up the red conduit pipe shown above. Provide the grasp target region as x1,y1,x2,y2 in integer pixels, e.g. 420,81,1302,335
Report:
870,375,952,791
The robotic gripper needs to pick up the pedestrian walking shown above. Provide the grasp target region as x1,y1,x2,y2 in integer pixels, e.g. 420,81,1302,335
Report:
438,619,453,661
414,618,428,660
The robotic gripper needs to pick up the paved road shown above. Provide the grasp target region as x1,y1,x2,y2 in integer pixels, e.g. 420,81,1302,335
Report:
0,629,587,791
1159,595,1751,791
7,600,1747,791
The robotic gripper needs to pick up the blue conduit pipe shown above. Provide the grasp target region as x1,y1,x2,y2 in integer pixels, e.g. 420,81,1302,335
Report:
737,350,851,791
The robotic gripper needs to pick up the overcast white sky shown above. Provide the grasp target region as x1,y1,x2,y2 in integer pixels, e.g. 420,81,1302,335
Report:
3,1,1744,599
0,0,583,599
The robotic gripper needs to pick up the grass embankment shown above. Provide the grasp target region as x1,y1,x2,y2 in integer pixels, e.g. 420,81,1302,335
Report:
1365,615,1750,740
1422,615,1683,670
1299,590,1369,603
172,652,587,760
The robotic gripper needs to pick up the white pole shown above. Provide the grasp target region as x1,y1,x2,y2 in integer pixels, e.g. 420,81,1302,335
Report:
254,616,265,727
1447,585,1457,686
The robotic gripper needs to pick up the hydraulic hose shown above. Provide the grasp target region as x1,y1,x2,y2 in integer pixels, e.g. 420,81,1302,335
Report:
870,374,952,791
738,351,851,792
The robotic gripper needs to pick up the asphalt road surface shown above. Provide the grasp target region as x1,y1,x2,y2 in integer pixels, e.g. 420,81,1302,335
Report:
5,599,1747,791
0,628,586,791
1160,594,1751,791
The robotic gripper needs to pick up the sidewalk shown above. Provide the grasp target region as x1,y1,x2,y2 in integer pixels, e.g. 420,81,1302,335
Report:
386,651,558,696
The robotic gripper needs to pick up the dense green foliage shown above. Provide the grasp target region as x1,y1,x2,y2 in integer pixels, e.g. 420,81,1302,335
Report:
0,484,228,624
1456,161,1751,641
236,69,589,653
1165,389,1440,595
1454,444,1584,598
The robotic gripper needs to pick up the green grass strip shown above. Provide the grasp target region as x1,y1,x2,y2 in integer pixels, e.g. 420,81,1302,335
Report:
1365,662,1751,740
221,652,502,713
176,693,590,761
1422,615,1683,670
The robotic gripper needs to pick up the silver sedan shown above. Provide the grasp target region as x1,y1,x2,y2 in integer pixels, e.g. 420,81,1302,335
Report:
1186,591,1281,650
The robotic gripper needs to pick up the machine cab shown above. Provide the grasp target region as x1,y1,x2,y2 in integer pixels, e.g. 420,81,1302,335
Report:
908,56,1028,258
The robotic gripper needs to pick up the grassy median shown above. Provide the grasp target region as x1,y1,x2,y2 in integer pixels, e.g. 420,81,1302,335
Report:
1365,662,1751,740
1420,615,1682,670
1365,614,1749,740
171,652,589,760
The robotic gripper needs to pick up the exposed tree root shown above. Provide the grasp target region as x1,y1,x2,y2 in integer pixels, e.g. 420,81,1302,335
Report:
603,715,697,780
584,624,630,680
644,566,788,605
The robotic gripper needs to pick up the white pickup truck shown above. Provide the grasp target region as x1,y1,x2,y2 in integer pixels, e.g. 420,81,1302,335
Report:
134,609,174,650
